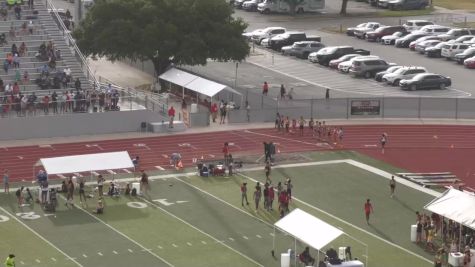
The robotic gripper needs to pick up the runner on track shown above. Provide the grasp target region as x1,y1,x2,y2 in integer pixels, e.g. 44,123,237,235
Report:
390,176,396,198
380,133,388,154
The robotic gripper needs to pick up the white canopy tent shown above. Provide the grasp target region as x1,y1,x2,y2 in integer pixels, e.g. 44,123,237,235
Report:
35,151,135,176
273,209,367,266
159,68,242,105
425,188,475,230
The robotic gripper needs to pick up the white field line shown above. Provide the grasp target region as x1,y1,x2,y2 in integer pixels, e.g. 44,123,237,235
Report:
139,196,264,267
0,207,84,267
57,195,174,267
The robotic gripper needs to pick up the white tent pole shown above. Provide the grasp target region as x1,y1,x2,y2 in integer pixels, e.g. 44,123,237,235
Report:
294,238,297,267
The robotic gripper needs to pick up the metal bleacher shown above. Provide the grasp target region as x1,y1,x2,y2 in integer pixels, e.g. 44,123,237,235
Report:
0,0,92,98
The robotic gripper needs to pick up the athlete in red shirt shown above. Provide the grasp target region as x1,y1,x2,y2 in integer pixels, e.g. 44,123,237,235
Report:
364,199,374,224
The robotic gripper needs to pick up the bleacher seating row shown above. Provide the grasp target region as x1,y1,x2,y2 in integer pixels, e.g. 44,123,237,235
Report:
0,0,92,100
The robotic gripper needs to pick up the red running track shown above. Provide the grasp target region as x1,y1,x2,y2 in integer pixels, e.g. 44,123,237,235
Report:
1,125,475,189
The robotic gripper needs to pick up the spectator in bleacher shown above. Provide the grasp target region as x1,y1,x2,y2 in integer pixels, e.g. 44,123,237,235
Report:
12,82,19,95
90,90,97,109
22,70,28,84
48,56,56,70
75,78,81,90
55,49,61,60
4,83,11,93
42,95,49,114
13,55,19,69
28,0,34,9
28,20,34,34
21,22,27,34
66,91,72,112
27,92,36,114
98,91,105,111
0,5,7,21
6,53,13,65
51,91,58,113
11,44,18,55
14,4,21,20
19,42,26,57
8,25,15,39
40,64,48,75
66,9,72,19
47,41,54,52
0,78,4,92
60,91,66,113
20,93,27,115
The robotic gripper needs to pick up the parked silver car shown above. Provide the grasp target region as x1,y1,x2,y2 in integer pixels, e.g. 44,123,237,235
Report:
281,41,325,58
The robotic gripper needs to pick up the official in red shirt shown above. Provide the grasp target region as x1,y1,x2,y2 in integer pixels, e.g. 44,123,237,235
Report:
168,106,175,128
364,199,374,224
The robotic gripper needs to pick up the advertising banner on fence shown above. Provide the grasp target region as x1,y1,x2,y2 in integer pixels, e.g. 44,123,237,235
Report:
351,100,380,116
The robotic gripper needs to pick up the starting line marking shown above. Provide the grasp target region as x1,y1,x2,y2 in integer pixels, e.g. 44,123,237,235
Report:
155,166,165,171
107,170,117,175
112,250,118,255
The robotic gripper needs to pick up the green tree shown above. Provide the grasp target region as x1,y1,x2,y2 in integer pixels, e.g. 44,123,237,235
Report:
340,0,349,15
282,0,305,15
74,0,250,75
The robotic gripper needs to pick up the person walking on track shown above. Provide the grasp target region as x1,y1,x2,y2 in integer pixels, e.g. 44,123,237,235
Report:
241,182,249,206
262,81,269,96
140,170,150,195
390,176,396,198
280,84,286,100
380,133,388,154
4,254,15,267
364,199,374,224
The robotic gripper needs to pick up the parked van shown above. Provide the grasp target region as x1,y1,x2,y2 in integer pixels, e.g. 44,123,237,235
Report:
403,20,433,32
257,0,325,14
349,58,391,78
441,43,471,60
438,28,475,41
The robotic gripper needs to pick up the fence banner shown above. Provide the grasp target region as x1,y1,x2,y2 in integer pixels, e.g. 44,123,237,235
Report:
350,100,380,116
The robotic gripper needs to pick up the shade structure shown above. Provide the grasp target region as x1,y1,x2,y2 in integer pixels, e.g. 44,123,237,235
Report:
424,188,475,230
159,68,242,98
36,151,134,175
275,208,343,250
158,68,197,87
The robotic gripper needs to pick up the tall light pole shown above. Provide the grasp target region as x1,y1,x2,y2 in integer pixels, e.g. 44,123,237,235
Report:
234,62,239,103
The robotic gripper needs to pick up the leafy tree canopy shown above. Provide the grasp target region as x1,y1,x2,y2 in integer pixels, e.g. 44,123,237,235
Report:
74,0,250,74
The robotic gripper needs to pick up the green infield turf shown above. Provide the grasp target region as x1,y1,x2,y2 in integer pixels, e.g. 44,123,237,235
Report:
0,151,440,267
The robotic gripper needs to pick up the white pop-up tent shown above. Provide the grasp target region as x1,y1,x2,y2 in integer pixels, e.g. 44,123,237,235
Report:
35,151,135,177
159,68,242,105
273,209,367,266
425,188,475,229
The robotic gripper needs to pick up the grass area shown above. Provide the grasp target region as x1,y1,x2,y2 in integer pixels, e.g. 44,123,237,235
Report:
0,150,439,267
433,0,475,10
378,7,434,17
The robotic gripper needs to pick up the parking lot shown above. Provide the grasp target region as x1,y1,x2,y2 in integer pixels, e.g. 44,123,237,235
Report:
234,9,475,98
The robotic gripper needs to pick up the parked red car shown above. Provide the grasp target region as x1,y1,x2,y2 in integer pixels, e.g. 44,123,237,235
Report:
366,25,407,42
328,54,361,69
464,56,475,69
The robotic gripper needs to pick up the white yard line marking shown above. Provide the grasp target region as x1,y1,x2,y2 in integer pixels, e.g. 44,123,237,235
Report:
57,195,174,267
112,250,118,255
187,242,192,246
172,244,178,248
123,169,132,173
242,236,249,240
157,246,163,249
228,237,234,242
97,252,103,256
0,207,84,267
128,249,134,253
19,261,24,265
256,235,262,239
139,197,264,267
51,257,57,262
155,166,165,170
35,259,41,263
269,233,275,237
82,254,88,258
201,241,207,245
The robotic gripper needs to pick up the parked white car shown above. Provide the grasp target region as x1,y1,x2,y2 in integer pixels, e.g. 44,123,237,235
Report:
242,28,263,41
403,20,434,32
382,31,407,45
382,66,428,86
463,37,475,45
251,27,286,44
441,43,471,60
338,55,380,73
413,25,451,36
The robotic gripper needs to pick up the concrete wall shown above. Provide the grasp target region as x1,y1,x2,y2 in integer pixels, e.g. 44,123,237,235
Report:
0,110,163,140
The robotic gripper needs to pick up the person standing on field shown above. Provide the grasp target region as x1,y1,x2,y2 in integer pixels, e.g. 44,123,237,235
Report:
3,169,9,194
253,187,261,210
241,182,249,206
364,199,374,224
262,81,268,95
390,176,396,198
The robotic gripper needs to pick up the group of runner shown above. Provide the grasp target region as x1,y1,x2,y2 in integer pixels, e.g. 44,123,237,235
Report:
274,113,344,144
